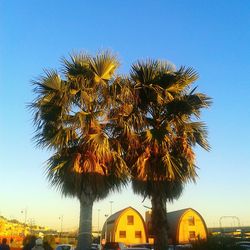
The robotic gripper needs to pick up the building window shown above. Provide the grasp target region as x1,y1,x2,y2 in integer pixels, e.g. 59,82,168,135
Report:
188,216,195,226
135,231,142,238
189,231,196,239
127,215,134,225
119,231,126,238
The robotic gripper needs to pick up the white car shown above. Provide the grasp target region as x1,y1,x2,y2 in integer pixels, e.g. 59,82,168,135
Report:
55,244,75,250
91,243,101,250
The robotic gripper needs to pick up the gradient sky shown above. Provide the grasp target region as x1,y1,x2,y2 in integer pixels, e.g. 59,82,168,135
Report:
1,0,250,231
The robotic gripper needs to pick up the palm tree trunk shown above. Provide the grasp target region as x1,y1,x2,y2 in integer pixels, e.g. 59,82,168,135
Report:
151,194,168,250
77,192,94,250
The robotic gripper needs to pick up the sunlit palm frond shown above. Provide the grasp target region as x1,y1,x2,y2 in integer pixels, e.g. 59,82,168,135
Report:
31,70,67,112
132,146,151,181
173,66,199,92
61,53,93,85
165,91,211,120
45,135,129,200
32,69,62,92
89,51,119,85
161,153,182,180
184,121,210,151
110,77,134,104
131,59,159,85
130,60,162,109
144,129,153,143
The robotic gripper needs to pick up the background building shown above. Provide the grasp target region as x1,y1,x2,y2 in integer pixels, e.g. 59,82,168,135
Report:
101,207,148,245
146,208,207,244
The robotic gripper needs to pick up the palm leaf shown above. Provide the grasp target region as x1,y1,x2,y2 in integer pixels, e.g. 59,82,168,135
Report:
89,51,119,84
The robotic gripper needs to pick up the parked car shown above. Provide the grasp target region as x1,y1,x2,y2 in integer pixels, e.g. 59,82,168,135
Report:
124,248,150,250
128,243,154,249
174,244,193,249
234,241,250,249
91,243,101,250
55,244,75,250
102,242,127,250
127,243,192,250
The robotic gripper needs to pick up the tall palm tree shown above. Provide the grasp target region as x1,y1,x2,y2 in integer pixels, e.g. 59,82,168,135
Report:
122,60,211,250
29,52,129,250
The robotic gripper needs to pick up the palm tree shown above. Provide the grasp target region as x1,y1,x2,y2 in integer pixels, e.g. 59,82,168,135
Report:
123,60,211,250
29,52,129,250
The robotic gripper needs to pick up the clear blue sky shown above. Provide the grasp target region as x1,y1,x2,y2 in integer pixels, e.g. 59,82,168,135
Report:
1,0,250,231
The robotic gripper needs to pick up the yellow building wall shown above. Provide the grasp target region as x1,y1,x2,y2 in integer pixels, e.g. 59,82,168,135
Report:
113,208,147,245
177,210,207,243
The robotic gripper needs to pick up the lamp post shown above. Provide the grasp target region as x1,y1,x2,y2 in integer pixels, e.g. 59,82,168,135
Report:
28,218,35,235
59,215,63,239
97,209,101,245
109,201,113,215
97,209,100,234
21,208,27,236
104,214,109,242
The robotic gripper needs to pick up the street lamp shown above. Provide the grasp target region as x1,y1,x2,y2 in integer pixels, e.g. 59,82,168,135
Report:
97,209,100,234
104,214,109,242
97,209,101,245
28,218,35,235
109,201,114,215
59,215,63,238
21,208,27,236
21,208,28,224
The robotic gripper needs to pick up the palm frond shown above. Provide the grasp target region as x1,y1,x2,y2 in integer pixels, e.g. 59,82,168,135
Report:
132,179,183,201
89,51,119,85
131,59,159,85
61,53,92,84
